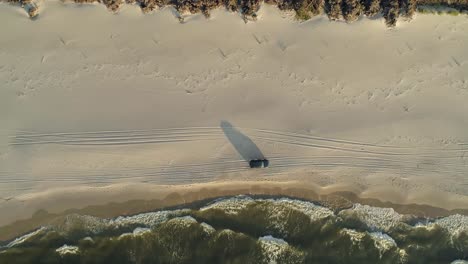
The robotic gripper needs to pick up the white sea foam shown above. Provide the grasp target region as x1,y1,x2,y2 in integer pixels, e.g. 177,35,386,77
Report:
342,229,403,261
259,235,289,245
52,209,189,237
58,214,107,234
369,232,397,257
200,222,216,234
339,204,403,231
398,249,409,263
342,228,366,245
110,209,188,228
6,227,46,248
263,198,332,236
82,237,94,242
6,196,468,257
259,235,289,264
200,196,333,236
168,216,198,227
119,227,152,239
434,214,468,235
270,198,334,222
217,229,236,238
200,196,255,215
56,244,79,256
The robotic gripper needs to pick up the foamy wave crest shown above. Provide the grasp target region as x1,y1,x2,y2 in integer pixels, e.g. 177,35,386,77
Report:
55,244,79,256
339,204,404,231
1,196,467,263
5,227,47,248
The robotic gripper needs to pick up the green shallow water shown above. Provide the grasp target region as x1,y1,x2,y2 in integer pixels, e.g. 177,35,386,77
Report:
0,196,467,264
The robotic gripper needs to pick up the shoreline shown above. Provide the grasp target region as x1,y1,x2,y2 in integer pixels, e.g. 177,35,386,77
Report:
1,0,467,248
1,180,467,243
2,194,467,263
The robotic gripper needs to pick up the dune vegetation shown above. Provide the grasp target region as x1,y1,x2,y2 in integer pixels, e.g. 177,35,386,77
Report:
1,0,467,26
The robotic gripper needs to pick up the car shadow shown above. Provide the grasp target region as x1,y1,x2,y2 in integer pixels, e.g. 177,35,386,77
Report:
220,120,265,162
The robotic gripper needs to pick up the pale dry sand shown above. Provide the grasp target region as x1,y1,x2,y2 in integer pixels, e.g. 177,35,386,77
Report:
1,1,468,238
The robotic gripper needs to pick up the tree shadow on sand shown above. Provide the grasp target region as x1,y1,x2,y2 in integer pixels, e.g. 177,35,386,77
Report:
220,121,265,162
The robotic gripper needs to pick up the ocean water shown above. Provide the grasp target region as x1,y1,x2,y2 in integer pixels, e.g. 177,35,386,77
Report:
0,196,467,264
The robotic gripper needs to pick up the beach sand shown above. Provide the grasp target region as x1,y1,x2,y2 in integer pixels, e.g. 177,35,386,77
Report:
0,1,468,242
1,180,468,243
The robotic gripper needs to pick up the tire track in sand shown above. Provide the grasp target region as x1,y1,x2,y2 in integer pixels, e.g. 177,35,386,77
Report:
2,126,467,196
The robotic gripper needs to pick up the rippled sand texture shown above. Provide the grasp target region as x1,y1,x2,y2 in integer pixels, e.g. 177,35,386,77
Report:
1,1,468,228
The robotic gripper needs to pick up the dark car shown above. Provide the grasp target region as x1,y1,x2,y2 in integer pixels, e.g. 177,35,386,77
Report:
249,159,269,168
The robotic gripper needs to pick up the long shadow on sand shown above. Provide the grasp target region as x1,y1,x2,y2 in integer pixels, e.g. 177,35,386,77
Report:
220,121,265,162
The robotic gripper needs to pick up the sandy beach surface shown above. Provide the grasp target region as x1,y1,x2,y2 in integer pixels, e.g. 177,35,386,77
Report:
1,1,468,241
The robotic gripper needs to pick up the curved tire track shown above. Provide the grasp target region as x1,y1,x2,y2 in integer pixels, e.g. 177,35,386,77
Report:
3,126,468,196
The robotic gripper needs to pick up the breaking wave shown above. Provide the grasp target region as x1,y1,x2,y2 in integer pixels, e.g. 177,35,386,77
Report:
0,196,467,263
